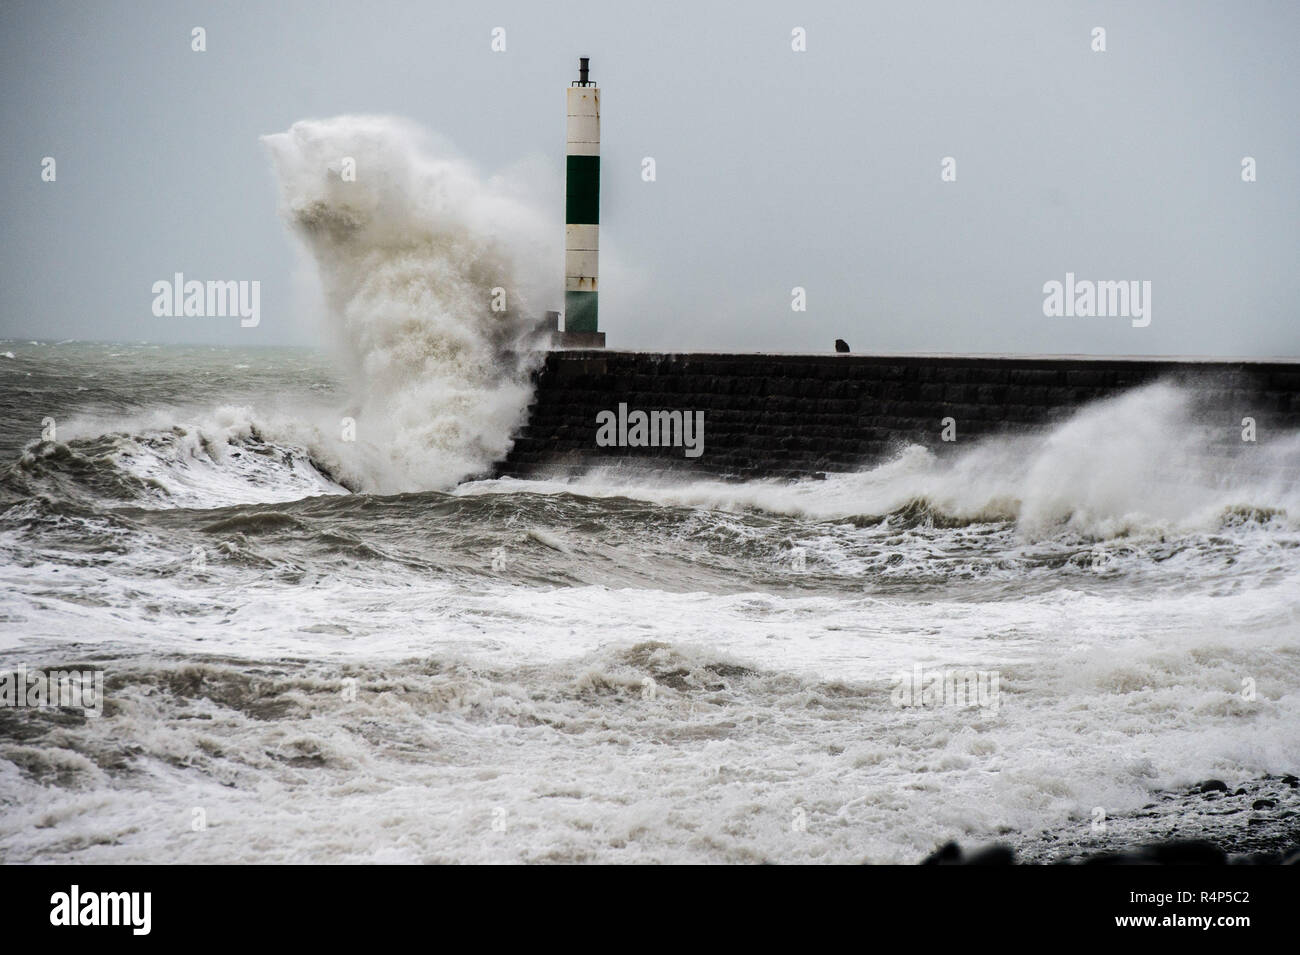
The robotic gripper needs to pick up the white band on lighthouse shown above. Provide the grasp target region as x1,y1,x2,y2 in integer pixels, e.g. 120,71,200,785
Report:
565,224,598,291
565,96,600,157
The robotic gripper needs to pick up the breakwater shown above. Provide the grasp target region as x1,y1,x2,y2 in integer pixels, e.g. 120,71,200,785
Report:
493,351,1300,480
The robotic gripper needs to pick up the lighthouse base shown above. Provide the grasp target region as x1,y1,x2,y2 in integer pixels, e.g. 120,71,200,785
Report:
555,331,606,349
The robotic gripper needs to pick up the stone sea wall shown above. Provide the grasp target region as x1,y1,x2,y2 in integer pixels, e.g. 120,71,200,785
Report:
493,351,1300,480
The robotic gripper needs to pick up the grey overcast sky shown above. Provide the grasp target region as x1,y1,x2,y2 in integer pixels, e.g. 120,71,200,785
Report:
2,0,1297,356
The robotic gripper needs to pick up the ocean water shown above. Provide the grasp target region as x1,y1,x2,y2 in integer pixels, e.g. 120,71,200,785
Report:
1,341,1298,864
1,116,1297,863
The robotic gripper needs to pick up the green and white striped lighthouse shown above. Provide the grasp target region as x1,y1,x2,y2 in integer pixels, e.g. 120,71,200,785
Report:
562,56,605,347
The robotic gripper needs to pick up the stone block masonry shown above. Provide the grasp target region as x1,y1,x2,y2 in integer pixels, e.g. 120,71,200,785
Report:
493,352,1300,481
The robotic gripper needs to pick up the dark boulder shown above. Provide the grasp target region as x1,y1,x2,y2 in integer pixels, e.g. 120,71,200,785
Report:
1082,840,1228,865
921,841,1015,865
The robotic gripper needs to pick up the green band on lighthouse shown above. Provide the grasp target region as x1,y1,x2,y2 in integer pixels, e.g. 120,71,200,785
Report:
565,156,600,225
565,290,598,333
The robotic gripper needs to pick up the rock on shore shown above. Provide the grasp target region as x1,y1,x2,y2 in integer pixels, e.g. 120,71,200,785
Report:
921,774,1300,864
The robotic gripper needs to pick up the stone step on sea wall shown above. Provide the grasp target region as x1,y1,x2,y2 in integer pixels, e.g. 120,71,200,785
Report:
492,352,1300,481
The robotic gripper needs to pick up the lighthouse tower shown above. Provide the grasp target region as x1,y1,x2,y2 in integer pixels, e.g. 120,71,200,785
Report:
561,57,605,348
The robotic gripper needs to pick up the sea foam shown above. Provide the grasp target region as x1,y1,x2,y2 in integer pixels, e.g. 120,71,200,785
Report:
261,116,556,493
